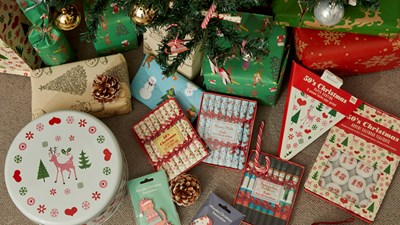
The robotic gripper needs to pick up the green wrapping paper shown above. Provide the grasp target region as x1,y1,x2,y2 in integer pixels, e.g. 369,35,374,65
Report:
202,13,290,106
85,0,138,55
272,0,400,37
17,0,73,66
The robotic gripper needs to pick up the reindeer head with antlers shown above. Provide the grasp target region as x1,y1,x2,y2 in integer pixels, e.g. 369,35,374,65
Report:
48,147,60,162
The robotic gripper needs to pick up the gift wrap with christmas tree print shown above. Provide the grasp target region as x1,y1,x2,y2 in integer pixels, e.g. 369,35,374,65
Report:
0,0,42,76
4,110,128,225
304,103,400,223
84,0,138,55
143,27,203,80
202,13,290,106
31,53,132,119
132,55,204,122
272,0,400,37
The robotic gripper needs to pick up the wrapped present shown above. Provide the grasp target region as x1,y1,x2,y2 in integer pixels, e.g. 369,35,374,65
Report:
131,55,204,123
278,62,362,160
143,27,203,80
17,0,73,66
31,53,132,119
202,13,290,106
304,103,400,223
84,1,138,55
272,0,400,37
294,28,400,76
0,1,41,76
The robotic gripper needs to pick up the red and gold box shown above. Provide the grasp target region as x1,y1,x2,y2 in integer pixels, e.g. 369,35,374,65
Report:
294,28,400,76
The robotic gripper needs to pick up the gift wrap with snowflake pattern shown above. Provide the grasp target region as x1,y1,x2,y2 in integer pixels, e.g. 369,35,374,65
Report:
31,53,132,119
5,110,128,225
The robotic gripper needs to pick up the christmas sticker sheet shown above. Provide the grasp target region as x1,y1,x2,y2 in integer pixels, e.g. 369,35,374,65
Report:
197,93,257,170
131,98,208,180
305,103,400,223
132,55,204,123
278,62,362,160
4,111,127,225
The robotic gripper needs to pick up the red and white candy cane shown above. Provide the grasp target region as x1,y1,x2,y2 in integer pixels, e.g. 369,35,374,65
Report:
201,1,217,29
254,121,270,174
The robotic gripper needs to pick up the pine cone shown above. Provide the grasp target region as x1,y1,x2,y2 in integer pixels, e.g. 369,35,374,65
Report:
169,173,201,207
92,75,120,103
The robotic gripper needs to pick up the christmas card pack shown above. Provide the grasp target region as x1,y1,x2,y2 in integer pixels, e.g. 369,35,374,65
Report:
191,193,245,225
197,93,257,170
143,27,203,80
272,0,400,37
304,103,400,223
294,28,400,76
0,0,41,76
132,55,204,123
131,98,208,180
202,13,290,106
31,53,132,119
84,0,138,55
278,62,362,160
128,170,181,225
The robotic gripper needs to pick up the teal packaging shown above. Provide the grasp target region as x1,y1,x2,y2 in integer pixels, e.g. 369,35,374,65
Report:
132,55,204,122
128,170,181,225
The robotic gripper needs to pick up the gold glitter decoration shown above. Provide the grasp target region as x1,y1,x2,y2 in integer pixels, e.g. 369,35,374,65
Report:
105,63,128,83
39,65,87,95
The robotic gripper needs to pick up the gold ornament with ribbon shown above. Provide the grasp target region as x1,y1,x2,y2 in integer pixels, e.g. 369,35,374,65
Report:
55,5,81,31
130,5,156,25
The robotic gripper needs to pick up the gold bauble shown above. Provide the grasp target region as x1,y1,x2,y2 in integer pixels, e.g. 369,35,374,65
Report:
55,5,81,31
130,5,156,25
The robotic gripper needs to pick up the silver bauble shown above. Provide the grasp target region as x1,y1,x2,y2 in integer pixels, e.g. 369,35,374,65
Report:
314,0,345,26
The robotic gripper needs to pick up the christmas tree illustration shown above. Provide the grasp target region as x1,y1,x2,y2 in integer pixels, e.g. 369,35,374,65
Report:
316,103,324,111
341,137,348,147
39,65,87,95
291,110,301,124
37,160,50,182
367,202,375,213
78,150,92,169
0,54,8,60
329,135,336,143
311,171,319,180
384,165,391,174
358,104,365,110
372,162,378,169
270,56,280,81
115,20,129,37
157,88,175,106
328,109,337,118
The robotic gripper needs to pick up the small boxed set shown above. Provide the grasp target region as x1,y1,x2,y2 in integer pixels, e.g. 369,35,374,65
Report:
143,27,203,80
0,0,41,76
191,192,244,225
305,103,400,223
131,98,209,180
5,111,128,225
234,123,304,225
31,53,132,119
132,55,204,122
197,92,257,170
294,28,400,76
278,62,362,160
128,170,181,225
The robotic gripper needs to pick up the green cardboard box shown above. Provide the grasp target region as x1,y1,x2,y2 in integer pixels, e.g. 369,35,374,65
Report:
202,13,290,106
272,0,400,37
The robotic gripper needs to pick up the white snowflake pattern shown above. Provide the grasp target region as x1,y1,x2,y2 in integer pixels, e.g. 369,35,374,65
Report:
50,208,58,217
310,61,338,70
36,123,44,131
66,116,74,124
357,53,399,68
318,31,345,45
295,33,309,60
82,201,90,210
55,135,61,142
64,188,71,195
69,135,75,141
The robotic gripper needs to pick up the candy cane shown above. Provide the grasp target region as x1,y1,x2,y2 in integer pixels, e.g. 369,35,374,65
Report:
201,1,217,29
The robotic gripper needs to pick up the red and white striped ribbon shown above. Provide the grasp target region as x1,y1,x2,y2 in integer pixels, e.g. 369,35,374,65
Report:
201,2,217,29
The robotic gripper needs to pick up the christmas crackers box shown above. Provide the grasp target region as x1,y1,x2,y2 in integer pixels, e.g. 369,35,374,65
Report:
143,27,203,80
202,13,290,106
31,53,132,119
197,93,257,170
0,0,41,76
131,55,204,123
272,0,400,37
131,98,209,180
278,62,362,160
294,28,400,76
304,102,400,223
84,0,138,55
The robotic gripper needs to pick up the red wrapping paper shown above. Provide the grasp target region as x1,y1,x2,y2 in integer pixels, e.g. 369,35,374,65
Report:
294,28,400,76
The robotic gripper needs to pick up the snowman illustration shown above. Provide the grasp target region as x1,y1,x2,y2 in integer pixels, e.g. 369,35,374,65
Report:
139,76,156,100
184,83,198,97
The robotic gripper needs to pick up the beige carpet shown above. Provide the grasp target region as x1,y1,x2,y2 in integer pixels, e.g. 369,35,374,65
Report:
1,40,400,225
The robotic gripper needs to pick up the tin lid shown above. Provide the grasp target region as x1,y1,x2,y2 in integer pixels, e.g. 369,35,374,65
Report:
5,111,123,225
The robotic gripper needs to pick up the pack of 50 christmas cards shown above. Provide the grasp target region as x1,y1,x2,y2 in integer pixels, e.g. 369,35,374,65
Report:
305,102,400,223
278,62,362,160
132,98,208,180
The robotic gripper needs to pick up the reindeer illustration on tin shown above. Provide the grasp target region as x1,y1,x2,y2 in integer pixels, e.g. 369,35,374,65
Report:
48,147,77,184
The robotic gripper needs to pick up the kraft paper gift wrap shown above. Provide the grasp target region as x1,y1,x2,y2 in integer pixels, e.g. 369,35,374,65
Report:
31,53,132,119
0,0,41,76
132,55,204,122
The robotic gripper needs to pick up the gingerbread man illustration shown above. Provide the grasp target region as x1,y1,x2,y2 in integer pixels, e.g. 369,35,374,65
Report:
139,198,171,225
